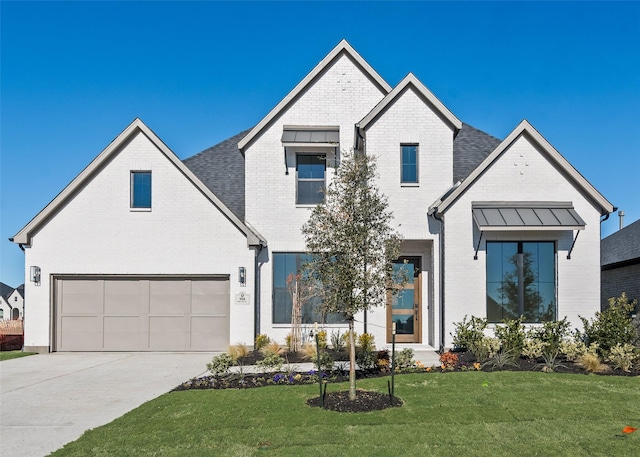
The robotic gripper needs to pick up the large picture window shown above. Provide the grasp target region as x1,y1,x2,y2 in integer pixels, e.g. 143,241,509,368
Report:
486,241,556,323
273,253,344,324
296,154,325,204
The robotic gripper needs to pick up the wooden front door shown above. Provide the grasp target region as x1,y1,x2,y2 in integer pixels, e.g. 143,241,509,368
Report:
387,257,421,343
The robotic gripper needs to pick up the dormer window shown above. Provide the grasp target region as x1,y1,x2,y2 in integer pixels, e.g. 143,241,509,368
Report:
296,154,325,205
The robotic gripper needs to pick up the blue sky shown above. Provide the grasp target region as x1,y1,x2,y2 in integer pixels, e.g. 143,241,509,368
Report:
1,1,639,287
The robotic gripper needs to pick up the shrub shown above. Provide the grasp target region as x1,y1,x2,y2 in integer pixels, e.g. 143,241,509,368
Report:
207,353,236,375
469,337,501,363
521,338,545,359
495,317,526,355
254,334,270,351
375,349,390,372
579,292,636,356
531,318,571,354
316,330,328,349
632,312,640,347
228,343,250,361
312,351,334,371
394,348,415,369
257,353,285,372
577,353,609,373
285,334,292,350
301,342,316,360
356,349,376,370
559,340,587,362
451,315,488,350
330,330,345,352
357,333,375,352
439,351,459,370
606,343,637,372
539,349,565,373
342,331,358,354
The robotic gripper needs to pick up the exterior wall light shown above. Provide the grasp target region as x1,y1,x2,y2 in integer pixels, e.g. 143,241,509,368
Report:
30,266,41,285
238,267,246,287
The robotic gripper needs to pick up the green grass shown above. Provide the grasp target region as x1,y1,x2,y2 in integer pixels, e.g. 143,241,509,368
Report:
50,371,639,457
0,350,36,361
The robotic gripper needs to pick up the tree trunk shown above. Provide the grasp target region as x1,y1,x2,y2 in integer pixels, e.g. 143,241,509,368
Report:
348,316,357,400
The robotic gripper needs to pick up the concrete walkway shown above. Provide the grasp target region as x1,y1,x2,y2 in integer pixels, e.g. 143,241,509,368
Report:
0,352,212,457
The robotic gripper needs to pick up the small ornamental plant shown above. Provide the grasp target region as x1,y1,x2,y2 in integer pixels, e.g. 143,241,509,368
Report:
439,351,459,371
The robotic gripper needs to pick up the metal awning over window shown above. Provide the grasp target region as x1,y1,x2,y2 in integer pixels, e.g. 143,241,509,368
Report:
472,202,586,231
281,126,339,147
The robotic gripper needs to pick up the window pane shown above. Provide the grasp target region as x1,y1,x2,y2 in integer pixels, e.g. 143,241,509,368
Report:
131,172,151,208
486,242,519,323
297,155,325,179
401,145,418,183
523,242,555,322
392,314,414,335
272,253,345,324
297,181,324,204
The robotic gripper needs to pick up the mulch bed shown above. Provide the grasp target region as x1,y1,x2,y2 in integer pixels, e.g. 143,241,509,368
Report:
173,349,639,404
306,389,402,412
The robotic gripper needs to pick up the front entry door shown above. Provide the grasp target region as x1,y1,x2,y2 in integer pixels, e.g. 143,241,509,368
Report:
387,257,421,343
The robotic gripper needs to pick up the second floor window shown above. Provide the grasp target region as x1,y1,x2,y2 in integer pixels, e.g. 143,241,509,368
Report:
401,144,418,184
131,171,152,209
296,154,325,204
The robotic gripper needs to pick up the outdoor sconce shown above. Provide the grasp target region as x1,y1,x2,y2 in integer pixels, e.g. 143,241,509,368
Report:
30,266,41,285
238,267,246,287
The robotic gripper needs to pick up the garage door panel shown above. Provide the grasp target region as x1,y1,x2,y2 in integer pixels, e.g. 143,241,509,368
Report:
56,277,229,352
149,294,190,314
61,294,104,314
192,280,228,295
60,316,103,351
192,293,229,314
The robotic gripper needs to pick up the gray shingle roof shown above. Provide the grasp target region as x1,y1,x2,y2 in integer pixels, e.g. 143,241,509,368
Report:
183,129,251,220
453,123,502,183
0,282,14,301
601,218,640,267
185,123,500,220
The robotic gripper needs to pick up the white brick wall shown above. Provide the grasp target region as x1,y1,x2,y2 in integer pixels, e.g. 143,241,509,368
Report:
23,131,255,350
442,133,603,347
245,53,388,342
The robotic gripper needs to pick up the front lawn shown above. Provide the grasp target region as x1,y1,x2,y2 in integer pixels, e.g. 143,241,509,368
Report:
0,350,36,361
51,371,639,456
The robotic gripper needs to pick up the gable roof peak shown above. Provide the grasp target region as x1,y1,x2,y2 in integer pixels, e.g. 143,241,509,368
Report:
430,119,614,216
237,39,391,151
358,71,462,133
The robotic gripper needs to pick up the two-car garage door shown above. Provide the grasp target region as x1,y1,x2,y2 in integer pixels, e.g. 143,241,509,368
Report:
53,276,229,352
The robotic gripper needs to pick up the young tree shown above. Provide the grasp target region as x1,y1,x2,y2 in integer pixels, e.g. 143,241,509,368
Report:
301,150,404,400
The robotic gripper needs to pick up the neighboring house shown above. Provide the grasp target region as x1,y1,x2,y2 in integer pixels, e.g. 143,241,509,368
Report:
601,218,640,311
11,40,614,353
0,282,24,320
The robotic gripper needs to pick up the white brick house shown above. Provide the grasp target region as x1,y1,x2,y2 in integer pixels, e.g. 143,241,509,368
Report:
12,40,613,353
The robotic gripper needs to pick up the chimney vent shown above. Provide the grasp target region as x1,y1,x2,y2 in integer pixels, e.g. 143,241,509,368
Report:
618,210,625,230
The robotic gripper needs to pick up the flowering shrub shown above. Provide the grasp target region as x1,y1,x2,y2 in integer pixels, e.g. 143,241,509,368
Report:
439,351,459,371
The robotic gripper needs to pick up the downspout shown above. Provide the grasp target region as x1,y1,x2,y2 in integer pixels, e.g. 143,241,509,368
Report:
432,209,445,353
254,244,264,341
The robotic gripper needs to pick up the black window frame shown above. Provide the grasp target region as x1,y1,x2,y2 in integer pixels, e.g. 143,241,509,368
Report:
296,154,326,205
486,240,557,323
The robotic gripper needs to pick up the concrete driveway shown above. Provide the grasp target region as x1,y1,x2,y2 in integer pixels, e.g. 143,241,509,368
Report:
0,352,213,457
